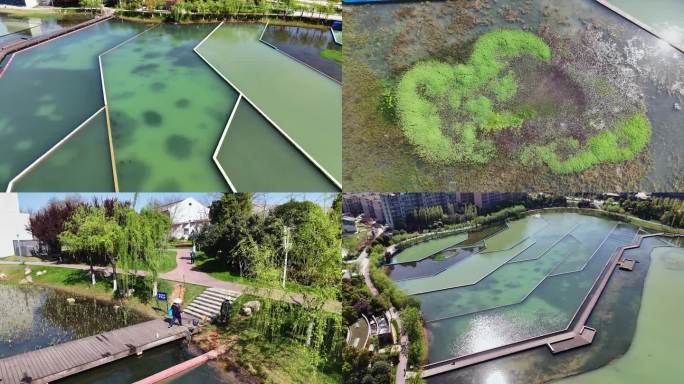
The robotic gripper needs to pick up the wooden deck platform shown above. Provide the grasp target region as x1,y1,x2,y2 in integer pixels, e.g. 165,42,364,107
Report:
619,259,636,271
548,327,596,354
0,315,196,384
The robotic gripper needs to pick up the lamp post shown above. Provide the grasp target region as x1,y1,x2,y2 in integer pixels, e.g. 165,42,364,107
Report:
282,225,292,289
17,234,23,265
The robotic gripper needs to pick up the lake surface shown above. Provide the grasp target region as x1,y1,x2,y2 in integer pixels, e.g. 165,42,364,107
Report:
55,341,238,384
0,11,90,47
0,20,341,192
0,284,147,358
557,244,684,383
390,213,642,364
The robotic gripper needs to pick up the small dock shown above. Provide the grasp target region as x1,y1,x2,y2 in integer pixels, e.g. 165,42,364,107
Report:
618,259,636,271
548,327,597,354
0,315,196,384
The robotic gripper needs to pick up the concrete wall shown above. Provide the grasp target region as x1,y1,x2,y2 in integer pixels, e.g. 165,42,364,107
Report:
161,198,209,240
0,193,32,256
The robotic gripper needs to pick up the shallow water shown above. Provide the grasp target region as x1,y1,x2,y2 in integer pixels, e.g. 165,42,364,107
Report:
55,341,237,384
426,236,675,383
388,213,645,364
608,0,684,49
197,23,342,185
0,284,148,358
557,245,684,383
216,98,338,191
345,0,684,191
0,19,147,190
102,23,233,192
11,108,114,191
261,24,341,81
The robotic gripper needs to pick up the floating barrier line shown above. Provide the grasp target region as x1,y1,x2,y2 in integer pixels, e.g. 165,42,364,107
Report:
6,107,106,192
98,23,160,192
212,94,242,192
330,27,342,46
422,229,676,377
194,21,342,190
258,22,341,85
421,223,616,323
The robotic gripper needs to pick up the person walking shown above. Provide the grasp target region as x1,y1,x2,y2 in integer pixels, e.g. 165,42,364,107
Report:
169,298,183,328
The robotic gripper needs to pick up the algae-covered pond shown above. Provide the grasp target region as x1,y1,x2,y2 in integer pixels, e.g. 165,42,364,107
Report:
344,0,684,192
400,214,684,383
0,19,341,192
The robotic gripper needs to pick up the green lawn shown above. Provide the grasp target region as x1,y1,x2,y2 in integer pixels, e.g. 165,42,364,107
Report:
158,250,178,273
1,255,47,263
0,264,205,318
342,227,369,257
194,252,322,296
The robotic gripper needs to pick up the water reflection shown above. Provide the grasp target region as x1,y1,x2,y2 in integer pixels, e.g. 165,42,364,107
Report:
260,24,342,81
0,284,148,358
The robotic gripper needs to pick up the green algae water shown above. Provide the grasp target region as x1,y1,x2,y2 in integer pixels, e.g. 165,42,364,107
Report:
197,23,342,185
388,213,643,365
0,20,147,191
216,98,337,191
425,235,677,383
557,245,684,384
102,23,233,192
11,109,114,191
390,233,467,264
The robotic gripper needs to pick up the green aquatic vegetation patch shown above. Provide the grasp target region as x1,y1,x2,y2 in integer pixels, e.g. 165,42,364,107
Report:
320,48,342,63
396,29,550,164
394,29,652,173
522,113,652,173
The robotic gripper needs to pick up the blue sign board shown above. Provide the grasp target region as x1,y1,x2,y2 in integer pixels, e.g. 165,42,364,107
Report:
157,292,168,301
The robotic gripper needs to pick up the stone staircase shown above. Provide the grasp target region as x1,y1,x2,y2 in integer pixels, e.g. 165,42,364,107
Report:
184,287,240,321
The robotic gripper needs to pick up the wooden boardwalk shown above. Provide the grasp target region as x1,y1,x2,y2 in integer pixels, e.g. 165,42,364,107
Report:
0,315,196,384
422,230,652,378
548,327,596,354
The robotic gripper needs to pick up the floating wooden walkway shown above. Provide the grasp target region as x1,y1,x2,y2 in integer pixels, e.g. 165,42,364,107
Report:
0,315,196,384
422,230,670,378
549,327,596,354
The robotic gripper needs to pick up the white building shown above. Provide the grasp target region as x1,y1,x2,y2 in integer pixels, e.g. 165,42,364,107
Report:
0,193,32,257
160,197,210,240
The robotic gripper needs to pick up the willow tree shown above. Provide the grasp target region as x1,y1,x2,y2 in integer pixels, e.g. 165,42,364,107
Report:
138,206,172,297
59,206,120,288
